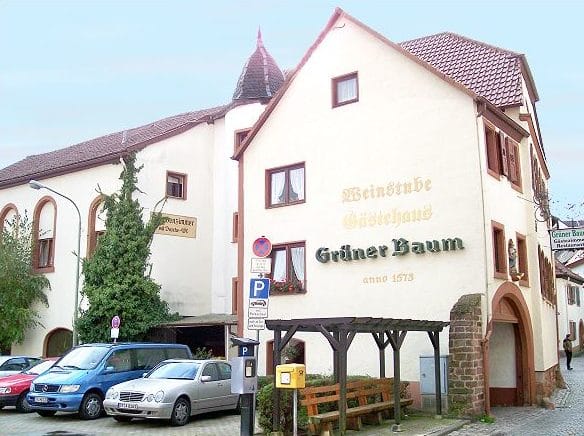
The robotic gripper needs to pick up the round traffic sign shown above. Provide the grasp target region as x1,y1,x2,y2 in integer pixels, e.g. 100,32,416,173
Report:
111,315,121,329
252,237,272,258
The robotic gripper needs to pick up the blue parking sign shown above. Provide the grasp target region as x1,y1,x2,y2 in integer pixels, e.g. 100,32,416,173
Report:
249,278,270,299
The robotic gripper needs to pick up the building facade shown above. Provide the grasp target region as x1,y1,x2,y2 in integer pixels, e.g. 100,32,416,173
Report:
0,32,284,358
235,9,557,414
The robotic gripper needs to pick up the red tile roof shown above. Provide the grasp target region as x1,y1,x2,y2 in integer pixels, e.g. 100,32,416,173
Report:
555,259,584,284
0,105,230,188
399,32,524,107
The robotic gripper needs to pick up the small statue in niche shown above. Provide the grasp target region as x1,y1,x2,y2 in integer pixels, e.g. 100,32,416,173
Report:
508,240,523,281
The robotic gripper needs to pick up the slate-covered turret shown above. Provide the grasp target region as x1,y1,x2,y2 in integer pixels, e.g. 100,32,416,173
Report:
233,29,285,101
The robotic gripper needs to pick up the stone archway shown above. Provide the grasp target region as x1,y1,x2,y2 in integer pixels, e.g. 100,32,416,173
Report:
44,328,73,357
488,282,535,406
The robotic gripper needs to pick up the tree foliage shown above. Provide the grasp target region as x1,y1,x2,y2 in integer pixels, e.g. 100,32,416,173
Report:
0,213,50,350
77,154,178,343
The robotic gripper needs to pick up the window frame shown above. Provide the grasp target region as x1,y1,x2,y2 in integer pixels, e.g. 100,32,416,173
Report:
491,221,507,279
485,123,501,179
87,196,106,258
234,128,251,154
33,196,57,273
332,71,359,108
166,171,187,200
265,162,306,208
516,233,529,286
269,241,306,295
232,212,239,243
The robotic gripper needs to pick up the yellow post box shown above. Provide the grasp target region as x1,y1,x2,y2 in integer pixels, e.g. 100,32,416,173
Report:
276,363,306,389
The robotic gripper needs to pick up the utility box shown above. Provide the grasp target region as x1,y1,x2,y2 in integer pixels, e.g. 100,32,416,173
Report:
419,355,448,412
276,363,306,389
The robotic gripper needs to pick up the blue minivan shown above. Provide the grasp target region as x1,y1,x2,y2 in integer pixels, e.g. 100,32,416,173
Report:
27,342,192,419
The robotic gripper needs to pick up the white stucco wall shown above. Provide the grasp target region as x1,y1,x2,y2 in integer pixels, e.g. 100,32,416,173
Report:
242,17,488,380
2,101,265,356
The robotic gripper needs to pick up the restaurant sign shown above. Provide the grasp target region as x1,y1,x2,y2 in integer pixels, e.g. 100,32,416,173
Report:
316,237,464,263
549,227,584,251
155,213,197,238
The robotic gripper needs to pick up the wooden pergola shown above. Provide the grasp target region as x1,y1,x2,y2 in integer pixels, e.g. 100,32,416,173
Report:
266,317,450,435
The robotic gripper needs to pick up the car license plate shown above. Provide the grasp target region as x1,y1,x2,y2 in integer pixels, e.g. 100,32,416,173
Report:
117,402,138,409
35,397,49,403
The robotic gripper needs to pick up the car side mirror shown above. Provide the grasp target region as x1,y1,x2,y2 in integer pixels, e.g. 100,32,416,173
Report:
104,366,115,373
142,373,148,378
201,375,212,382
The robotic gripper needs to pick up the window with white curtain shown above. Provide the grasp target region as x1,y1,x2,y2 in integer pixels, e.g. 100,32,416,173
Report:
267,164,305,207
33,198,56,270
332,72,358,107
269,242,306,294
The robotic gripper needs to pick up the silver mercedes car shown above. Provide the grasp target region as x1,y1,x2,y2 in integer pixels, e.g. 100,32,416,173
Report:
103,359,239,426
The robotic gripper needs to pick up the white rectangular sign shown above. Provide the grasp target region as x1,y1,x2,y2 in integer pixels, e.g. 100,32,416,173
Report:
249,298,268,309
249,307,268,318
550,227,584,250
251,257,272,274
248,318,266,330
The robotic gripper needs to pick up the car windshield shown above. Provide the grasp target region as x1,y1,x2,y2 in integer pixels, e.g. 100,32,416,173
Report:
25,359,56,375
148,362,200,380
52,346,109,370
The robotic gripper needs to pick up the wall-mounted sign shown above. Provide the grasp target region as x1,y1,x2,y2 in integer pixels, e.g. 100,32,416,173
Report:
252,237,272,258
550,227,584,250
155,213,197,238
315,237,464,263
251,257,272,274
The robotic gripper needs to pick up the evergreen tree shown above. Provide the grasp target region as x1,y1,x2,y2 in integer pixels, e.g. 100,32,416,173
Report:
0,213,50,351
77,154,178,342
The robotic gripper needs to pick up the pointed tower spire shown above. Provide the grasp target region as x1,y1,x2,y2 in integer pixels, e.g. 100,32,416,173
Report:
232,29,284,101
257,27,263,48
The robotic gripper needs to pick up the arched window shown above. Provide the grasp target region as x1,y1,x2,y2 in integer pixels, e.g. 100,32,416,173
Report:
33,196,57,272
87,196,106,257
44,328,72,357
0,203,18,233
266,338,306,375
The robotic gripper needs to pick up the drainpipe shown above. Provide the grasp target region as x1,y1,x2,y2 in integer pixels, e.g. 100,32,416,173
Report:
475,101,492,415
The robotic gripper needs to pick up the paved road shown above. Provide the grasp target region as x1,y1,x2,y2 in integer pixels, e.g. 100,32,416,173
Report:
449,353,583,436
1,354,582,435
0,408,245,435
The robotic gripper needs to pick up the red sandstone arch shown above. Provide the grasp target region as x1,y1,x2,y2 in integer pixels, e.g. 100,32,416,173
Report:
0,203,18,232
488,282,536,406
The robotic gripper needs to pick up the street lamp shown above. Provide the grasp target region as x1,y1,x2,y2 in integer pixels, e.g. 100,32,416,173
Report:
29,180,81,346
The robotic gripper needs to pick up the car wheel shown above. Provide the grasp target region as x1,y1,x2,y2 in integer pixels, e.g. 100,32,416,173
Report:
113,415,133,423
170,397,191,426
37,410,57,417
16,391,33,413
79,392,103,420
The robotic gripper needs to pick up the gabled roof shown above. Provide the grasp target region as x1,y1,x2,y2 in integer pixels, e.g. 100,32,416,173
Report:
232,29,285,101
399,32,537,108
555,260,584,285
0,105,230,189
234,8,528,160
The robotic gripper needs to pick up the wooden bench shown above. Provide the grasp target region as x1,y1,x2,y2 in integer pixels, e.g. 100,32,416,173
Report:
300,378,413,435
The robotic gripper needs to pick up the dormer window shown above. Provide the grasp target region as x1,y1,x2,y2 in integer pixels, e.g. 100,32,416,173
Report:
166,172,186,200
332,72,359,107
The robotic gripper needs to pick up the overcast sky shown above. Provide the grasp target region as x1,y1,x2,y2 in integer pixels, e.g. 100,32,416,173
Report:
1,0,582,218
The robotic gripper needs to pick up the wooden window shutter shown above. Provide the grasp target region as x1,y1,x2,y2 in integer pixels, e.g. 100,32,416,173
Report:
499,132,509,176
485,127,499,172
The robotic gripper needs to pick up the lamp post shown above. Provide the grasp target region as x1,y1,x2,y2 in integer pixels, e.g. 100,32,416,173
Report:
29,180,81,346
